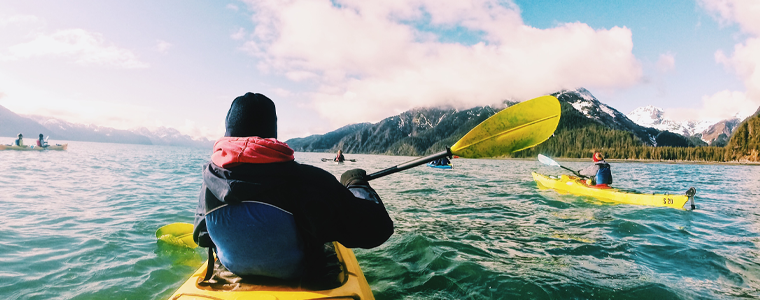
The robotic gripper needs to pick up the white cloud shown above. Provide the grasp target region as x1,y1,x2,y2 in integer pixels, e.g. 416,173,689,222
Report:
156,40,172,54
656,52,675,73
716,37,760,99
699,0,760,35
272,88,293,97
668,90,757,121
178,119,225,141
231,27,246,40
239,0,643,126
2,28,149,69
0,14,41,27
227,4,240,11
700,0,760,116
0,70,151,129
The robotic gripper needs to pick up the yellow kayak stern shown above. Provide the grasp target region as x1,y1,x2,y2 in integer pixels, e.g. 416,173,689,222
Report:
168,242,374,300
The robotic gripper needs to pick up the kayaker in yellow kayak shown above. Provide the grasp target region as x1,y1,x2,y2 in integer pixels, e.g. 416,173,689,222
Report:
192,93,393,282
577,152,613,187
14,133,25,147
334,149,345,162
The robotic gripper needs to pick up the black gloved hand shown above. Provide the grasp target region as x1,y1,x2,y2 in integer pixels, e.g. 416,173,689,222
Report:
341,169,368,187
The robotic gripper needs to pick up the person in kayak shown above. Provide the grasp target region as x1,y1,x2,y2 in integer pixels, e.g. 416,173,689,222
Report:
432,156,450,166
334,150,345,162
193,93,393,281
578,152,612,186
37,134,49,148
13,133,24,147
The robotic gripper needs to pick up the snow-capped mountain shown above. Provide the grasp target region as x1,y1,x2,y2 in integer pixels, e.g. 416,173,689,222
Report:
626,106,743,145
27,115,153,145
626,106,715,137
24,115,212,148
700,118,741,146
132,127,213,148
553,88,664,146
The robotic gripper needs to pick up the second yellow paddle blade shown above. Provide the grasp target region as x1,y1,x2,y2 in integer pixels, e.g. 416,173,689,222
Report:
450,95,561,158
156,222,198,248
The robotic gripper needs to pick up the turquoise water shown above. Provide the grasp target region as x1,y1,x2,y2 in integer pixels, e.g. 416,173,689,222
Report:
1,141,759,299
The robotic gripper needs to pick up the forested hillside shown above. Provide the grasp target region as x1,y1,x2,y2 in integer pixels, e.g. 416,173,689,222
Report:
510,102,729,161
288,106,500,156
724,110,760,162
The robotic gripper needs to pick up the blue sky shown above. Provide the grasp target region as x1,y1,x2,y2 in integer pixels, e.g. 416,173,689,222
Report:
515,0,747,113
0,0,758,141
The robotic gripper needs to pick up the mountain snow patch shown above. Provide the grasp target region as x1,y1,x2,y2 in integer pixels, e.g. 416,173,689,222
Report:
599,104,616,118
627,106,718,137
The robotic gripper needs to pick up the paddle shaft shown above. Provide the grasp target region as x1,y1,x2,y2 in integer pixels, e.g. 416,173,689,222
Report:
561,165,590,179
561,165,578,175
366,148,452,181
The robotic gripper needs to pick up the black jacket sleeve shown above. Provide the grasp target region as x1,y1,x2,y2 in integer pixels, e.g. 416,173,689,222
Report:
192,184,215,248
192,184,208,245
292,165,394,249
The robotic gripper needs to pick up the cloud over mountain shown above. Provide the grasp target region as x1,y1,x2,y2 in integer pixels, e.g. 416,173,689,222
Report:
239,0,643,126
698,0,760,120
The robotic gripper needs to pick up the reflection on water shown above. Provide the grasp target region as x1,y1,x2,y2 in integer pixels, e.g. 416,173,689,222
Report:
0,142,758,299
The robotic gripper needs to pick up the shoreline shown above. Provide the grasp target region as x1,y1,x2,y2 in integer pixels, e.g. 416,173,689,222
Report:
297,151,760,166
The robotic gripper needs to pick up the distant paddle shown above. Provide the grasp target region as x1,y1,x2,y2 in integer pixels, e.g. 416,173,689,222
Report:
366,95,561,180
537,154,586,178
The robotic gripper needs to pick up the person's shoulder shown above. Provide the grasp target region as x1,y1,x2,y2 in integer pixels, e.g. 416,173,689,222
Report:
293,162,336,178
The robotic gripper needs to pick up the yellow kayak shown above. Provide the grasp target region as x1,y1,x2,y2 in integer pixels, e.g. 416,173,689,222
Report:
0,144,68,151
532,172,696,210
168,241,375,300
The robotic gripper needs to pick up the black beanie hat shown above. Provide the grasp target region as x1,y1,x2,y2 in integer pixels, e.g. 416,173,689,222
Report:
224,93,277,138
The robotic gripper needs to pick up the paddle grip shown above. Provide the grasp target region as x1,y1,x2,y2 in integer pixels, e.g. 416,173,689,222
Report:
366,149,452,181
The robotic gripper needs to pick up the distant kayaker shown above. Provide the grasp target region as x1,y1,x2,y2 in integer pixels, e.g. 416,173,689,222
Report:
193,93,393,281
13,133,24,147
578,152,612,186
37,134,49,148
334,150,345,162
432,157,450,166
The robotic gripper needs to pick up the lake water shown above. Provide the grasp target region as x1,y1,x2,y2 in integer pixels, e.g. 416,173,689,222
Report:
1,140,759,299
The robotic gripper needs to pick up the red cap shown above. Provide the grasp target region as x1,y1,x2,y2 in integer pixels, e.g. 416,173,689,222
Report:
592,152,603,162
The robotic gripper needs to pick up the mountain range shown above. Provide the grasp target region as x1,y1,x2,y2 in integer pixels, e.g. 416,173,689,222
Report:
625,106,742,146
3,88,757,161
285,88,759,162
0,105,213,148
286,88,682,155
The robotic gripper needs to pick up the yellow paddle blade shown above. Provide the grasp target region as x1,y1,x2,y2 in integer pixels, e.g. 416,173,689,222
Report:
156,222,198,248
450,95,561,158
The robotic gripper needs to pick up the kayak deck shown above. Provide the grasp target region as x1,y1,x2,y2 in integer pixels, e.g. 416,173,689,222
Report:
532,172,696,210
168,242,374,300
0,144,68,151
